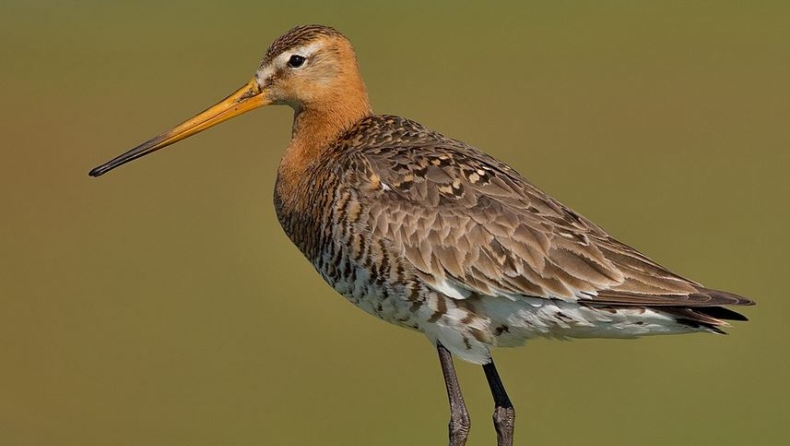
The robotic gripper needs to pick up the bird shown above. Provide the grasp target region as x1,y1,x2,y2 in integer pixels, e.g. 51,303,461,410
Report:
89,24,754,446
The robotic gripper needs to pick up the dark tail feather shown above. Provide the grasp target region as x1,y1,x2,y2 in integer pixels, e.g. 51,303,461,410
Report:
693,305,749,321
660,305,750,334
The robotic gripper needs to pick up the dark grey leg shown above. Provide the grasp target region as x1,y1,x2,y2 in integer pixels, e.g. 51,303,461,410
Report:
483,359,515,446
437,343,470,446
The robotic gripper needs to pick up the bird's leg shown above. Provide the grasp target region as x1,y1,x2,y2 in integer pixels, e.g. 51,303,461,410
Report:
483,358,515,446
437,343,470,446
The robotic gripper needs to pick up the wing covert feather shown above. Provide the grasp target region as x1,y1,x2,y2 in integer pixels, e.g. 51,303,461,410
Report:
336,116,752,308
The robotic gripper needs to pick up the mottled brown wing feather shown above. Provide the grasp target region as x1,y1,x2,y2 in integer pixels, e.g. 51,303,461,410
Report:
344,116,753,309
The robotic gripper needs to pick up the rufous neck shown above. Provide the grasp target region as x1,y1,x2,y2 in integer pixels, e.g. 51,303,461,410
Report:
277,85,372,205
289,89,372,151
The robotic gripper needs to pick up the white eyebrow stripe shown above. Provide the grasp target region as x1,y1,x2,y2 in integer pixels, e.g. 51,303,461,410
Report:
274,41,326,67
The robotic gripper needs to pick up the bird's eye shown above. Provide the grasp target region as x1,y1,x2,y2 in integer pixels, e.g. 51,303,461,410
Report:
287,55,306,68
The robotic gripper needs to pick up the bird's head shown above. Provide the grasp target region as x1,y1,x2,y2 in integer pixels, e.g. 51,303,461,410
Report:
256,25,368,111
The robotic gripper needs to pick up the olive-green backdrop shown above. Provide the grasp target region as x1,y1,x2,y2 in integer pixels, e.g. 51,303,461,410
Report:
2,1,788,445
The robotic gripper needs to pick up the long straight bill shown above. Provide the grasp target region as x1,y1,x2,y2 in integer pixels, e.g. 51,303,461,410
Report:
89,79,268,177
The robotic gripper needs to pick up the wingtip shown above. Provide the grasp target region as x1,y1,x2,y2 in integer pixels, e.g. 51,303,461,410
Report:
698,287,756,307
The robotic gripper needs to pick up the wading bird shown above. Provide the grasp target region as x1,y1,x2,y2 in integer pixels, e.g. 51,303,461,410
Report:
90,25,753,446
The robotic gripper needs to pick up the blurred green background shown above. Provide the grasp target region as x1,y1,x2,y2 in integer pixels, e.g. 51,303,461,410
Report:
2,1,788,445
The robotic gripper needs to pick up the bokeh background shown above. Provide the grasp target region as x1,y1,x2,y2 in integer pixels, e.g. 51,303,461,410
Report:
2,1,788,445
